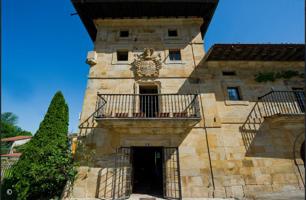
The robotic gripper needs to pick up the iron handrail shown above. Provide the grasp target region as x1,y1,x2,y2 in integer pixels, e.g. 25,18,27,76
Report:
78,95,107,129
241,90,305,131
241,101,261,129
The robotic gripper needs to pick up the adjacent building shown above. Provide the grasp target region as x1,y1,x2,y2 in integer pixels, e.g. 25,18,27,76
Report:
1,135,32,182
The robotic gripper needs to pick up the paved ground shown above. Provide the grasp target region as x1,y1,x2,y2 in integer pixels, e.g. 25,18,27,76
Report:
67,190,305,200
127,194,235,200
251,189,305,200
127,190,305,200
128,193,165,200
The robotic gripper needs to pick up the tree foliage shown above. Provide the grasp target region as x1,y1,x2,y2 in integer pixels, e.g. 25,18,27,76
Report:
1,91,76,200
1,113,32,139
1,112,18,125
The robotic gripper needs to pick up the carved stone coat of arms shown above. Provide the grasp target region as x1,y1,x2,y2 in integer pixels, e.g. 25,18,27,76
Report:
132,48,162,78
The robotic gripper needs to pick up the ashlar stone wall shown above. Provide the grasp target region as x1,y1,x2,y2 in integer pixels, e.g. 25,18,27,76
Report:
67,18,305,199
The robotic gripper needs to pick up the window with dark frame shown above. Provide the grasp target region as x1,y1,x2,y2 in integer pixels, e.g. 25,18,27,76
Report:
117,51,128,61
168,29,178,37
227,87,241,101
169,50,181,61
119,30,129,38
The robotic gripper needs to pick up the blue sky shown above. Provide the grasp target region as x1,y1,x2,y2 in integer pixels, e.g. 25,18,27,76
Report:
2,0,304,134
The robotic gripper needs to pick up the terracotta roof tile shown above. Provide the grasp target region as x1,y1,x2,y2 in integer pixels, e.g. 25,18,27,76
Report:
1,136,32,142
205,44,305,61
0,153,22,157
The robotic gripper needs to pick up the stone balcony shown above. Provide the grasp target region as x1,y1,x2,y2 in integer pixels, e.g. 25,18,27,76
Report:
94,93,201,127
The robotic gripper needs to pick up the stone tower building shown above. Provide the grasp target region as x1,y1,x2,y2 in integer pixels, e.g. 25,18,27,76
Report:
68,0,305,199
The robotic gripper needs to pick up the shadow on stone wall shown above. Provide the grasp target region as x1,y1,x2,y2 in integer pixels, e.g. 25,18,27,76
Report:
95,167,125,199
177,58,211,95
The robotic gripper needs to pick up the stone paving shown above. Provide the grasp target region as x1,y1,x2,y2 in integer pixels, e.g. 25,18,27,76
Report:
127,190,305,200
127,194,236,200
67,190,305,200
251,189,305,200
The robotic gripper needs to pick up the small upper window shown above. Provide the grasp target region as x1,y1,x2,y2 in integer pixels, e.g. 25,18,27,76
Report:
227,87,241,101
222,71,236,76
117,51,128,61
168,29,178,37
119,30,129,38
169,50,181,61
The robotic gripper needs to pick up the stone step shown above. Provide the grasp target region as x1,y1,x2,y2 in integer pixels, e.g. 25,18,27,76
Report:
128,194,164,200
139,198,156,200
127,194,236,200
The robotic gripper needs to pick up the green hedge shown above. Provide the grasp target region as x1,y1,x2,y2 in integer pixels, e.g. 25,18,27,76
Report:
1,91,76,200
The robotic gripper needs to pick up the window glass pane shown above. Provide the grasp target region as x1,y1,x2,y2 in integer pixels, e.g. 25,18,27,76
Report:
117,51,128,61
227,87,241,101
222,71,236,76
168,29,178,37
169,50,181,61
120,30,129,37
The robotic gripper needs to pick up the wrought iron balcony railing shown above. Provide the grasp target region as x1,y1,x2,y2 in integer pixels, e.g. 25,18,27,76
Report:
259,90,305,116
95,93,200,119
242,90,305,131
241,90,305,151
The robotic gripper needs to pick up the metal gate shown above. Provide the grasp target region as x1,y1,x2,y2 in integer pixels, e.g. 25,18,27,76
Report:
112,147,132,200
163,147,182,200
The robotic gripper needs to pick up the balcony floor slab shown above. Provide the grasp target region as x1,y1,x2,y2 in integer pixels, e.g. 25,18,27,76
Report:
95,117,200,128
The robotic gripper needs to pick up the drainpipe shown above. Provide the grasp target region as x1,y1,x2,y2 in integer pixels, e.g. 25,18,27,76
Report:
192,40,215,196
199,94,216,197
190,42,197,69
204,127,216,198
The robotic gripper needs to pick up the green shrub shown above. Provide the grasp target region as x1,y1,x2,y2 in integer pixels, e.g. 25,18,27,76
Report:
280,70,299,79
255,72,275,82
255,70,302,83
1,91,76,200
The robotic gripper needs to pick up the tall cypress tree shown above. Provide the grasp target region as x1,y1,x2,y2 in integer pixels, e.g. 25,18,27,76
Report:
2,91,76,200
